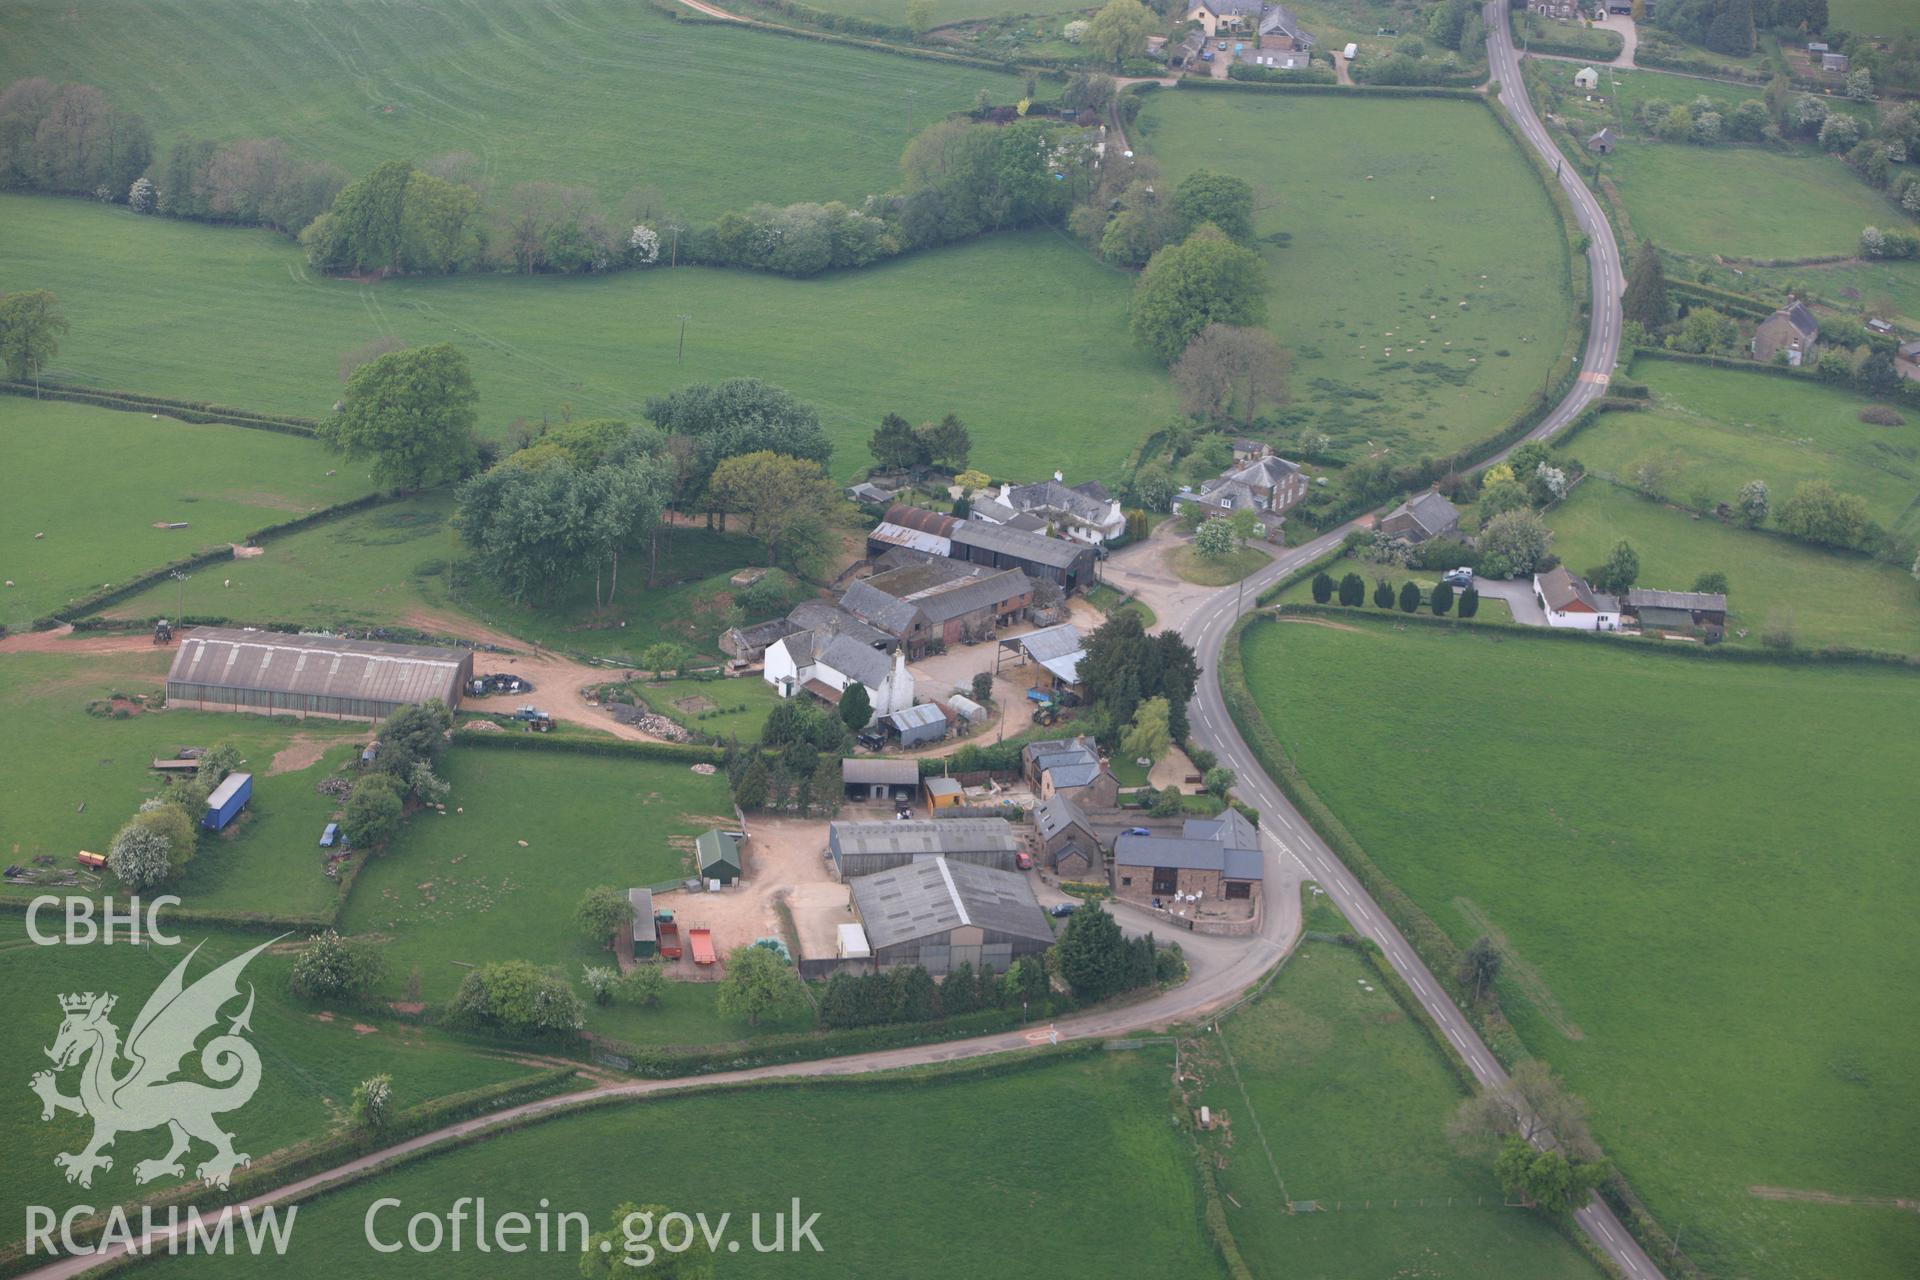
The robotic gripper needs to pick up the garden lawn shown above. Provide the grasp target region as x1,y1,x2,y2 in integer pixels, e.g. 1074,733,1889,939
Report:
338,746,734,1004
144,1047,1221,1279
1545,478,1920,652
0,398,373,633
1134,94,1572,466
0,649,366,899
1240,614,1920,1280
0,196,1170,484
1575,361,1920,541
1603,67,1876,126
630,674,781,742
1170,541,1272,586
1604,142,1909,259
0,918,543,1251
0,0,1020,217
1202,942,1599,1278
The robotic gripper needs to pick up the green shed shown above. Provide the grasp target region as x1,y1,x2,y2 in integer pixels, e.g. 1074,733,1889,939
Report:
696,829,744,886
628,887,657,958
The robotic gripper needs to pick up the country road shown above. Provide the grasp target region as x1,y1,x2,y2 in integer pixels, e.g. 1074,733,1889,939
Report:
15,15,1645,1274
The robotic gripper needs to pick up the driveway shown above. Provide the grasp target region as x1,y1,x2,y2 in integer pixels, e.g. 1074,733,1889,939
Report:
1097,521,1222,635
1468,576,1547,626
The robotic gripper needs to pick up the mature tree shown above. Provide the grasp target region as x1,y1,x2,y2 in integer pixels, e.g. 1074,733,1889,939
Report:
1149,784,1184,817
807,754,842,818
107,820,175,891
580,1203,716,1280
1458,584,1480,617
1478,474,1532,519
970,671,995,704
195,744,244,788
0,288,69,383
1062,71,1118,114
644,379,832,507
1171,323,1290,424
1052,902,1130,1000
1776,480,1869,549
892,964,940,1020
1172,170,1256,245
1076,611,1200,740
322,343,478,489
1193,516,1237,560
289,929,387,1001
308,158,413,273
1620,240,1672,333
399,170,485,273
1458,935,1502,1002
1311,571,1335,604
1121,696,1172,763
869,412,925,469
705,451,835,567
732,754,770,812
350,1073,395,1133
1692,570,1729,594
838,681,873,732
574,885,633,948
716,944,805,1026
1373,577,1396,609
917,413,971,470
1591,540,1640,594
456,462,595,604
1495,1137,1609,1214
1449,1059,1597,1159
1203,765,1235,797
1478,509,1552,575
1084,0,1157,66
1130,227,1268,362
375,700,453,777
1338,572,1366,606
342,775,405,848
447,960,584,1037
1736,479,1770,528
1432,579,1455,615
1398,580,1422,613
941,961,981,1015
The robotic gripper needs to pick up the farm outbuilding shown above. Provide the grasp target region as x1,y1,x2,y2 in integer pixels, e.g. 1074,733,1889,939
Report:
842,757,921,803
166,628,472,722
850,856,1053,973
696,830,744,885
923,776,964,811
884,703,948,749
828,818,1020,878
629,887,657,957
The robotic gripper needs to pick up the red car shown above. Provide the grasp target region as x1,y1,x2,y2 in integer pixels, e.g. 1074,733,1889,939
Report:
1016,851,1034,870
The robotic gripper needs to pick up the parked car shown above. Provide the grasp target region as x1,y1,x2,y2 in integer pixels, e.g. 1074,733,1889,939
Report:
1016,851,1033,870
1124,827,1151,837
1048,902,1077,918
1200,49,1214,61
1216,39,1227,49
1441,567,1474,588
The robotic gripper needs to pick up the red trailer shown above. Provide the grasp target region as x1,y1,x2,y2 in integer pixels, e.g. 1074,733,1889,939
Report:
656,915,683,960
689,927,716,966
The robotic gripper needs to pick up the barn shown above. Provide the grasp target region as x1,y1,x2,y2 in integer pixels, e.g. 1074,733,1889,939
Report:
165,627,472,721
828,818,1020,878
848,856,1053,973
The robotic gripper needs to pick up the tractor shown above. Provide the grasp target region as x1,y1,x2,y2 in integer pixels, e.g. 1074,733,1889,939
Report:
152,618,174,645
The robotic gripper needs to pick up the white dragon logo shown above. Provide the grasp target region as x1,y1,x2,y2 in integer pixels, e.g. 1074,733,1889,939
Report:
30,937,281,1190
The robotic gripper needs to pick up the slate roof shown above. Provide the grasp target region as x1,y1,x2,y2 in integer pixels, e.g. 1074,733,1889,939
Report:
1588,127,1618,148
949,521,1088,571
1625,588,1727,613
1024,736,1101,775
1536,566,1606,613
168,628,467,707
1227,455,1302,489
1385,489,1460,538
839,580,923,636
1034,793,1092,843
831,818,1019,859
1778,300,1819,339
851,856,1052,949
728,618,803,649
1113,809,1263,880
970,497,1018,525
842,757,921,785
816,631,894,689
786,602,893,650
1007,479,1113,526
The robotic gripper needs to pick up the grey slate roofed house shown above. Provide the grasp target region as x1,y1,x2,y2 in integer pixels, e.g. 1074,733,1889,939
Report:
1587,127,1617,154
829,817,1021,877
988,477,1126,545
1035,793,1101,874
1753,299,1820,366
1185,0,1313,45
848,856,1053,971
1379,489,1462,543
166,627,473,721
1111,810,1263,907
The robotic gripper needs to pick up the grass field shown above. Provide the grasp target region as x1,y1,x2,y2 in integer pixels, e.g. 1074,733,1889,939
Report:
806,0,1090,22
1545,478,1920,652
1605,143,1909,259
1241,614,1920,1280
1134,94,1571,466
1739,257,1920,329
145,1047,1221,1278
0,399,374,632
1170,542,1272,586
1,196,1170,484
339,746,733,1004
0,918,541,1247
1826,0,1920,35
1574,362,1920,541
0,648,369,895
0,0,1020,217
1199,942,1599,1278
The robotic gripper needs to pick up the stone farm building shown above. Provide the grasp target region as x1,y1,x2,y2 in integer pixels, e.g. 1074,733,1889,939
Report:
1111,810,1264,910
972,475,1126,545
1035,793,1101,876
1021,736,1120,809
865,506,1098,594
839,559,1033,659
828,818,1020,878
1379,490,1461,544
764,617,914,722
1753,299,1819,367
165,627,471,721
848,856,1053,973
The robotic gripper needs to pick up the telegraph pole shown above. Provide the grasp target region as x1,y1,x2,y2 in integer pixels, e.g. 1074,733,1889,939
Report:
676,314,691,365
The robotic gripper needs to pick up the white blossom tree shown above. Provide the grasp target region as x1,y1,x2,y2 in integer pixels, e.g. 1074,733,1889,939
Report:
128,176,156,213
627,224,660,265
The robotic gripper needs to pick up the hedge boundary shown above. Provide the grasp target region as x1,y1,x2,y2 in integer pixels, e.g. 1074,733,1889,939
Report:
0,380,319,435
40,492,400,629
453,730,725,766
639,0,1053,75
0,1068,580,1278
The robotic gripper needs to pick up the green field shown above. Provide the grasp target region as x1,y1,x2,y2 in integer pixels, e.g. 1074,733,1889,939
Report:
0,919,542,1247
1545,478,1920,652
339,746,733,1003
145,1047,1221,1278
1826,0,1920,35
0,0,1019,217
0,399,374,632
1241,614,1920,1280
1605,143,1909,259
1574,362,1920,541
1,195,1169,484
1134,94,1572,465
1739,257,1920,329
0,648,369,890
1201,942,1599,1278
804,0,1090,22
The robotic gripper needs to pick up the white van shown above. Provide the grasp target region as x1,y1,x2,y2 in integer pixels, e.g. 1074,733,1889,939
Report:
1342,42,1359,60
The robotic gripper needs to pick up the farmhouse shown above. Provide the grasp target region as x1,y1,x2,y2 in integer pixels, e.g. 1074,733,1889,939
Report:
1752,299,1819,367
696,829,744,886
1035,793,1101,875
976,475,1126,545
165,627,472,721
840,560,1033,658
843,757,921,803
828,817,1021,878
1171,446,1306,539
1574,66,1599,89
1534,566,1621,631
1587,127,1618,154
1624,587,1728,633
1378,489,1461,544
1111,810,1263,910
1022,735,1120,808
765,618,914,722
848,856,1053,973
1184,0,1314,49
